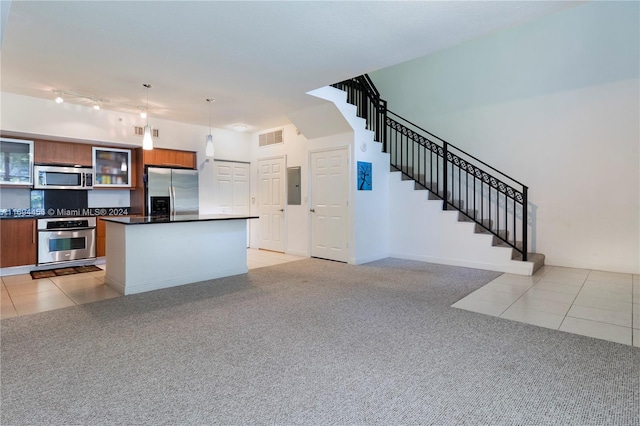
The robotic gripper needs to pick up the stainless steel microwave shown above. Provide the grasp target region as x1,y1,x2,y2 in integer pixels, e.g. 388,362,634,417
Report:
33,165,93,189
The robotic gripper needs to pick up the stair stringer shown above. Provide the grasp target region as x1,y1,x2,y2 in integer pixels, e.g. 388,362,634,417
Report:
389,171,537,275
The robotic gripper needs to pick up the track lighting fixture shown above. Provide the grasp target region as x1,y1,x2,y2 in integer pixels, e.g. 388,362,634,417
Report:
52,90,106,109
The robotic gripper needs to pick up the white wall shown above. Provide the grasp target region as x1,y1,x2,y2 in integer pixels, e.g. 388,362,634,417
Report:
248,122,353,257
1,92,252,214
247,86,390,265
370,1,640,273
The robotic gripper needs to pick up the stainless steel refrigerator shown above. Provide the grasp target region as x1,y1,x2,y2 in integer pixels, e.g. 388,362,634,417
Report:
146,167,199,216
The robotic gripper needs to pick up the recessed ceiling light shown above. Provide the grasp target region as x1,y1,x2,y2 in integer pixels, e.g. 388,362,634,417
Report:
231,124,248,132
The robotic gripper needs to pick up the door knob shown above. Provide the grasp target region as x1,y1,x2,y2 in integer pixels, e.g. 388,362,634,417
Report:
310,209,315,213
279,209,284,212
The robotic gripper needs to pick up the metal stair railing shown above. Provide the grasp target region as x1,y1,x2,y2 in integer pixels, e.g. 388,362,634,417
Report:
333,75,528,261
332,76,388,151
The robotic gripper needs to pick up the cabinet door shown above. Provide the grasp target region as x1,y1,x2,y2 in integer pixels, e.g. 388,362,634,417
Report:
96,217,106,257
93,147,132,188
0,219,37,267
34,140,92,167
0,138,34,186
173,151,196,169
143,148,196,169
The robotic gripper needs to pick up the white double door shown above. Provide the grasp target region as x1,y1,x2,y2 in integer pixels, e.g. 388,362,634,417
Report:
310,148,349,263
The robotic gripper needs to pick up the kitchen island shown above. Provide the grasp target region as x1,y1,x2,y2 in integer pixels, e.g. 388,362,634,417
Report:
102,214,257,295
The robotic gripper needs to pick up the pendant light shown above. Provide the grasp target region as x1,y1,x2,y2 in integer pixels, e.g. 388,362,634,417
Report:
142,84,153,150
205,98,215,158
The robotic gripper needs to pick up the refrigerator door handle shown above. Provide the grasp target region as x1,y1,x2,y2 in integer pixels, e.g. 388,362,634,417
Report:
170,186,176,215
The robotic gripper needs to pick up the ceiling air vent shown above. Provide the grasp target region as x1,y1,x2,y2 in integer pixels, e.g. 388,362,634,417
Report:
134,126,160,138
259,129,284,147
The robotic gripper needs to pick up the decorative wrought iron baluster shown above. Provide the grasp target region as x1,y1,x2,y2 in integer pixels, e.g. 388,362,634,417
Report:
440,143,446,209
522,187,528,261
513,197,517,250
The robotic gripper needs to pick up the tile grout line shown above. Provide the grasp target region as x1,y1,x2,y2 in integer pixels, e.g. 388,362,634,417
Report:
2,282,18,316
557,270,591,331
50,279,80,307
496,283,536,318
494,266,554,319
478,267,589,331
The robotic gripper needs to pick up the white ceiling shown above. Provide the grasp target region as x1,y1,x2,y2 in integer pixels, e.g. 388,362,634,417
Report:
1,1,577,133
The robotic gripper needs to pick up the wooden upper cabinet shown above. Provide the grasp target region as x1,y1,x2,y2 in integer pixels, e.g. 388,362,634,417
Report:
34,140,92,166
143,148,196,169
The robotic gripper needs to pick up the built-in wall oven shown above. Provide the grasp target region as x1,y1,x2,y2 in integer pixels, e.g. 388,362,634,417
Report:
37,217,96,265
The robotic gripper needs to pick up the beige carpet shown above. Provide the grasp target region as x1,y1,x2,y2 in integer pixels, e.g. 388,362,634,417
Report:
2,258,638,425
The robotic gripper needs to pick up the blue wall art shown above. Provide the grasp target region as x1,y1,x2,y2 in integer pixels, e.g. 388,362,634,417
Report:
357,161,372,191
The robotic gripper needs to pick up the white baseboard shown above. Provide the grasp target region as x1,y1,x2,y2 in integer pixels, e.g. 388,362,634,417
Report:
389,252,534,276
352,254,390,265
1,258,99,277
285,249,308,258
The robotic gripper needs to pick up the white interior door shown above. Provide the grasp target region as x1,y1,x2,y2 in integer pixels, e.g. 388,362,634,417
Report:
258,157,285,252
310,148,349,262
231,163,249,215
214,160,250,246
213,162,233,214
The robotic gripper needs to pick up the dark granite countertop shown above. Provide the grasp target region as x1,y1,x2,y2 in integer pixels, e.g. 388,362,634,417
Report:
0,207,142,219
101,214,259,225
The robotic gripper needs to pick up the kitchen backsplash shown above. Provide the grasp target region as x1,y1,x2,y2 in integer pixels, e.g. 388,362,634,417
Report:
0,188,31,209
87,190,130,208
0,188,131,217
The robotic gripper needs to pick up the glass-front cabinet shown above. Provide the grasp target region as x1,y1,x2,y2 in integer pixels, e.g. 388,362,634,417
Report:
93,147,131,188
0,138,34,186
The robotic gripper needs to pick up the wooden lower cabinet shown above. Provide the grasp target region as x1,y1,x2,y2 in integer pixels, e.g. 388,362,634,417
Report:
96,217,106,257
0,219,37,268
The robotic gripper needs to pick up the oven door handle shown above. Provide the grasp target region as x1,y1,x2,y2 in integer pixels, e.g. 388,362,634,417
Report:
38,226,96,232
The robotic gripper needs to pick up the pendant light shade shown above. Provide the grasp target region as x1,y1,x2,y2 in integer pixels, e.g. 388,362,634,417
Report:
205,134,214,158
142,84,153,151
143,125,153,150
205,98,215,159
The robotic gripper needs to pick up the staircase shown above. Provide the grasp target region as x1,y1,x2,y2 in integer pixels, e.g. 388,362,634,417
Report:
332,75,544,275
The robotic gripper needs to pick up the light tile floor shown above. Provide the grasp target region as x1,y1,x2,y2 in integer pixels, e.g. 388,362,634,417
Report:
453,265,640,347
1,249,304,320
